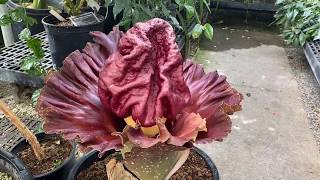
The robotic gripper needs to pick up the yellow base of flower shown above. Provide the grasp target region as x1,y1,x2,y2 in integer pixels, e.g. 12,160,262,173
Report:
124,116,160,137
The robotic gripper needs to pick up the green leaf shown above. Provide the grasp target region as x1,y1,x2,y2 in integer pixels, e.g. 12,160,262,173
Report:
169,16,182,29
53,159,62,168
191,24,203,39
203,23,214,40
314,29,320,40
123,144,190,180
20,55,45,76
10,8,24,22
32,89,41,107
298,32,306,46
34,121,43,133
184,4,195,19
19,28,31,41
26,37,44,59
118,18,131,30
0,0,8,4
175,0,182,6
23,16,37,27
0,14,13,26
113,0,128,18
201,0,211,12
21,56,38,71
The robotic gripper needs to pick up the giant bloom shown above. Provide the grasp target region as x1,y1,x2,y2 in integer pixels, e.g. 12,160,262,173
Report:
37,18,243,154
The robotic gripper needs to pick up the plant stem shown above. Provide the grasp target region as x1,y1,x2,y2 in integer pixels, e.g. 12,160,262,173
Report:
199,0,204,23
177,11,190,57
0,100,45,161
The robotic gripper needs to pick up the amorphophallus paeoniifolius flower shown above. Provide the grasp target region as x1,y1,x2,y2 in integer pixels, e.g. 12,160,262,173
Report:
37,18,243,179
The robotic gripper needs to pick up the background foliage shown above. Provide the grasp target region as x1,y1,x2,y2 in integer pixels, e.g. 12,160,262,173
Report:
274,0,320,46
110,0,214,57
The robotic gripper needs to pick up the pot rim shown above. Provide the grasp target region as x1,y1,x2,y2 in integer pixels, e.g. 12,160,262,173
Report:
68,147,219,180
7,0,50,11
11,132,76,178
0,149,33,180
42,13,106,29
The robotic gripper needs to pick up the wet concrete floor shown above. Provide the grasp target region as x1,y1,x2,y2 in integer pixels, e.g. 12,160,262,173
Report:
196,23,320,180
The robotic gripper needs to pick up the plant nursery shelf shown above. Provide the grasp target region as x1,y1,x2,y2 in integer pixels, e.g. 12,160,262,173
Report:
0,32,53,87
304,40,320,85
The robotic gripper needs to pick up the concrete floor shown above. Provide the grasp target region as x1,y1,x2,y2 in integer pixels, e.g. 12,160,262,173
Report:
195,24,320,179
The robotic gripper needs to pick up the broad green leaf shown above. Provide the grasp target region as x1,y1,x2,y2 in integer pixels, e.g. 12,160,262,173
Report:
21,56,45,76
123,144,190,180
21,56,38,70
203,23,214,40
113,0,128,18
184,4,195,19
169,16,182,29
19,28,31,41
191,24,203,39
26,37,44,59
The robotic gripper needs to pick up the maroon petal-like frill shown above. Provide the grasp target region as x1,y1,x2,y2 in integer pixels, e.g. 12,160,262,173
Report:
98,18,191,127
126,120,171,148
37,28,124,153
182,60,243,143
167,112,207,146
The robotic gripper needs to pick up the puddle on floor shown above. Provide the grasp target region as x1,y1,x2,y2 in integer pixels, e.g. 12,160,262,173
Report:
199,22,283,52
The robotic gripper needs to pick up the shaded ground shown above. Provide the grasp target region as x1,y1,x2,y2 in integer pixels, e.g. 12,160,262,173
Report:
196,24,320,179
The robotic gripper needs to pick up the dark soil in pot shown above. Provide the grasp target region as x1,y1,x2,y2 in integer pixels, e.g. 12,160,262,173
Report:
0,149,32,180
70,147,219,180
6,0,59,42
11,133,76,180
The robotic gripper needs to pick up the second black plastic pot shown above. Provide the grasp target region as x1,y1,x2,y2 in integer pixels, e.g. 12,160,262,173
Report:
6,0,60,42
0,149,32,180
11,133,76,180
42,13,115,69
67,147,219,180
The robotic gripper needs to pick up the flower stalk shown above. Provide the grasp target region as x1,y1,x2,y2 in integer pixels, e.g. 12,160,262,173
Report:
0,100,45,161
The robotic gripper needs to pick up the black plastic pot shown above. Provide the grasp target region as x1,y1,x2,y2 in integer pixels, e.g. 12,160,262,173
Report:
11,133,76,180
42,13,111,68
68,147,219,180
6,0,59,42
0,149,32,180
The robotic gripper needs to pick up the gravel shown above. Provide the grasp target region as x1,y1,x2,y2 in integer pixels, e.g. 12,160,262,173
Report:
0,82,41,121
286,47,320,150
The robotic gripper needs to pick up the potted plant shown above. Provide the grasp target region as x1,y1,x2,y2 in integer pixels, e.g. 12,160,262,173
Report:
0,100,76,179
36,18,243,179
42,0,118,68
0,149,32,180
5,0,61,41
